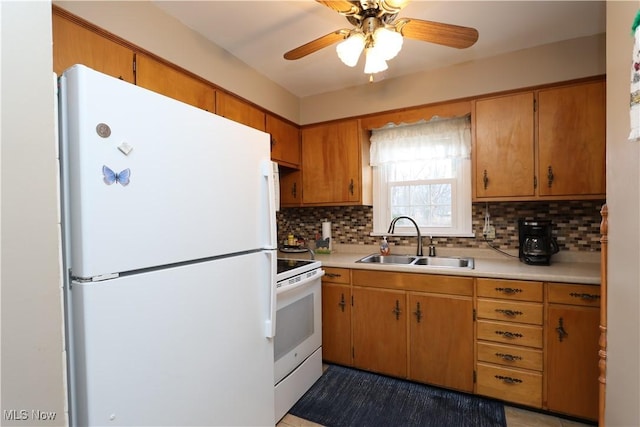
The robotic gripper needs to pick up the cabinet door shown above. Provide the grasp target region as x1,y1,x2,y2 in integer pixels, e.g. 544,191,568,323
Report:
474,92,535,198
538,82,606,197
216,92,265,131
53,12,134,83
302,121,362,205
279,170,302,207
546,305,599,420
408,292,474,392
322,282,352,366
352,287,407,378
135,54,215,112
267,114,300,168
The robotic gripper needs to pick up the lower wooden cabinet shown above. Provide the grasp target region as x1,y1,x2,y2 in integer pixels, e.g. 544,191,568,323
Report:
352,286,407,378
408,292,474,392
545,283,600,421
321,268,352,366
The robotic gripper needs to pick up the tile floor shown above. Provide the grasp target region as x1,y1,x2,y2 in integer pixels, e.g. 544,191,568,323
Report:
277,406,595,427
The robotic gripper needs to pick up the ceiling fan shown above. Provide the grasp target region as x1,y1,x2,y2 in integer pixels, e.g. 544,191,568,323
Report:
284,0,479,77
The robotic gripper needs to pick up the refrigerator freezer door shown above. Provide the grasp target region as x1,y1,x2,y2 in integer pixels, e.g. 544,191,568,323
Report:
70,252,275,426
59,65,275,279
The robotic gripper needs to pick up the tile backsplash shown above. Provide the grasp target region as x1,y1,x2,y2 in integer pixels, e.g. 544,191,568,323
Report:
277,200,606,252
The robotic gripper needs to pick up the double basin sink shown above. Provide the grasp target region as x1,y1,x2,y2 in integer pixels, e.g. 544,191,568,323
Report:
356,254,475,269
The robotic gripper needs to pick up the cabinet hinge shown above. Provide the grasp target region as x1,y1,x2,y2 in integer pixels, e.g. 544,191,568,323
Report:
133,56,136,73
352,347,355,359
473,308,476,321
534,175,538,189
533,98,537,112
473,370,477,383
351,295,354,306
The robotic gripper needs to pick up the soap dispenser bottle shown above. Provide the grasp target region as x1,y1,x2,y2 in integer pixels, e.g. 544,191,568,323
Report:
380,237,390,255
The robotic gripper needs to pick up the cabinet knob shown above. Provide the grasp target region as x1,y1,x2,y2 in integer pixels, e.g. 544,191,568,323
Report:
569,292,600,301
495,309,523,317
338,293,346,312
495,375,523,384
495,352,522,362
555,317,569,342
495,287,523,295
392,300,402,320
349,179,354,196
413,302,422,323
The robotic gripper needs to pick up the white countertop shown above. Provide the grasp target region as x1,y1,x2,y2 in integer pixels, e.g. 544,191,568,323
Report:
279,245,601,285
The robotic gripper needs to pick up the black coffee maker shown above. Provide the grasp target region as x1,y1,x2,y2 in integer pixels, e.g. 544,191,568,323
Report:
518,219,559,265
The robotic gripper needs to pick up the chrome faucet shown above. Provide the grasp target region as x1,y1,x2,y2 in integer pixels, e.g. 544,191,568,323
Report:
387,216,423,256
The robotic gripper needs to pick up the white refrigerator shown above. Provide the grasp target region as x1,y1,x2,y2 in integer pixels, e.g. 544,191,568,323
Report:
58,65,278,426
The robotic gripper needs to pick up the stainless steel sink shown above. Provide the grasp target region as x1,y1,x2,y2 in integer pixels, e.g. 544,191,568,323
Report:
412,256,475,268
356,254,474,269
356,254,417,264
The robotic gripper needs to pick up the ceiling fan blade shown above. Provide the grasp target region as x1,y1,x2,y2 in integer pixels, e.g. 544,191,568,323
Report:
398,18,479,49
315,0,360,16
284,30,349,60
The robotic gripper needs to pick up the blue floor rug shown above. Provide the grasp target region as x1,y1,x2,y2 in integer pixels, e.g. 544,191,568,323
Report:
289,364,506,427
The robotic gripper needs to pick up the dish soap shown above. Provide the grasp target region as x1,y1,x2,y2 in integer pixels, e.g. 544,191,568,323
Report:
380,237,390,255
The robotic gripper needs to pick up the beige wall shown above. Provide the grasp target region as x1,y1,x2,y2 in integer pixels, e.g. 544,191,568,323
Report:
606,1,640,425
1,1,67,425
301,34,605,124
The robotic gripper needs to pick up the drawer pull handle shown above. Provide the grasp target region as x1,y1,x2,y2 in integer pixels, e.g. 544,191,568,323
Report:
555,317,569,342
495,309,523,317
392,300,402,320
338,293,346,312
495,375,523,384
495,352,522,362
569,292,600,301
495,330,523,339
483,170,489,190
495,287,523,295
325,273,342,278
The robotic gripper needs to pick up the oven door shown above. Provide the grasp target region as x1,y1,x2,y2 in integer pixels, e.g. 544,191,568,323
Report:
274,270,323,385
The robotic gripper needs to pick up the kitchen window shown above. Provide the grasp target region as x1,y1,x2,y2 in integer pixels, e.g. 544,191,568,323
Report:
370,116,473,237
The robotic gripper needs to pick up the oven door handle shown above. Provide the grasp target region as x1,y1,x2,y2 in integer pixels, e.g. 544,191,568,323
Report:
277,269,325,295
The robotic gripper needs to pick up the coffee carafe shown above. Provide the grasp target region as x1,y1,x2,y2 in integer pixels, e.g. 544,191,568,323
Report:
518,219,559,265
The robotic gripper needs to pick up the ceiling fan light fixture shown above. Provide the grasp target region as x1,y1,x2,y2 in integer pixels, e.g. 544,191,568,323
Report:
336,32,366,67
364,46,388,74
373,26,403,60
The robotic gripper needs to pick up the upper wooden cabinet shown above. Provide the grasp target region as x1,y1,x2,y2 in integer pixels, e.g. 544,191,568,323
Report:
473,79,606,201
135,54,215,112
301,120,372,206
537,81,606,197
215,92,265,132
52,11,134,82
474,92,536,199
266,114,300,168
279,170,302,208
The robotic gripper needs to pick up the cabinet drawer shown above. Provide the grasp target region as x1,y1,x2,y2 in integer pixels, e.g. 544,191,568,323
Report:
477,299,543,325
477,278,543,302
477,320,543,348
477,342,543,371
547,283,600,307
476,362,542,408
322,268,350,284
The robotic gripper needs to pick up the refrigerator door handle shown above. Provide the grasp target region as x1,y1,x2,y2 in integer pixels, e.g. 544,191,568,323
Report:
262,160,278,250
265,250,277,339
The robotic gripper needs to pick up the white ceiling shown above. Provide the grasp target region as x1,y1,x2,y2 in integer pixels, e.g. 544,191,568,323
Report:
153,1,605,98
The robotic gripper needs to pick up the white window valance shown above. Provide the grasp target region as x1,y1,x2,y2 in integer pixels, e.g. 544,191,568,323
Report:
370,116,471,166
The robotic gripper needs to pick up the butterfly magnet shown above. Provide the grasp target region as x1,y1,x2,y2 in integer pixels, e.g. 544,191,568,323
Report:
102,165,131,186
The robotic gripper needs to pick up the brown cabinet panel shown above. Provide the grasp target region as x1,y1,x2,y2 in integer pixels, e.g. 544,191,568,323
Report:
301,120,371,205
53,12,134,83
546,305,599,420
352,286,407,378
538,81,606,197
267,114,300,168
321,282,352,366
216,91,265,131
135,54,215,112
279,170,302,207
477,363,542,408
408,293,473,392
474,92,535,198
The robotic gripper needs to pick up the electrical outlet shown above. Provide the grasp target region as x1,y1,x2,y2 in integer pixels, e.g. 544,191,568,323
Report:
484,225,496,240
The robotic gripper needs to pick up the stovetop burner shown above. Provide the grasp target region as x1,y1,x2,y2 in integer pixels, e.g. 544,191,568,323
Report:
277,258,316,274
